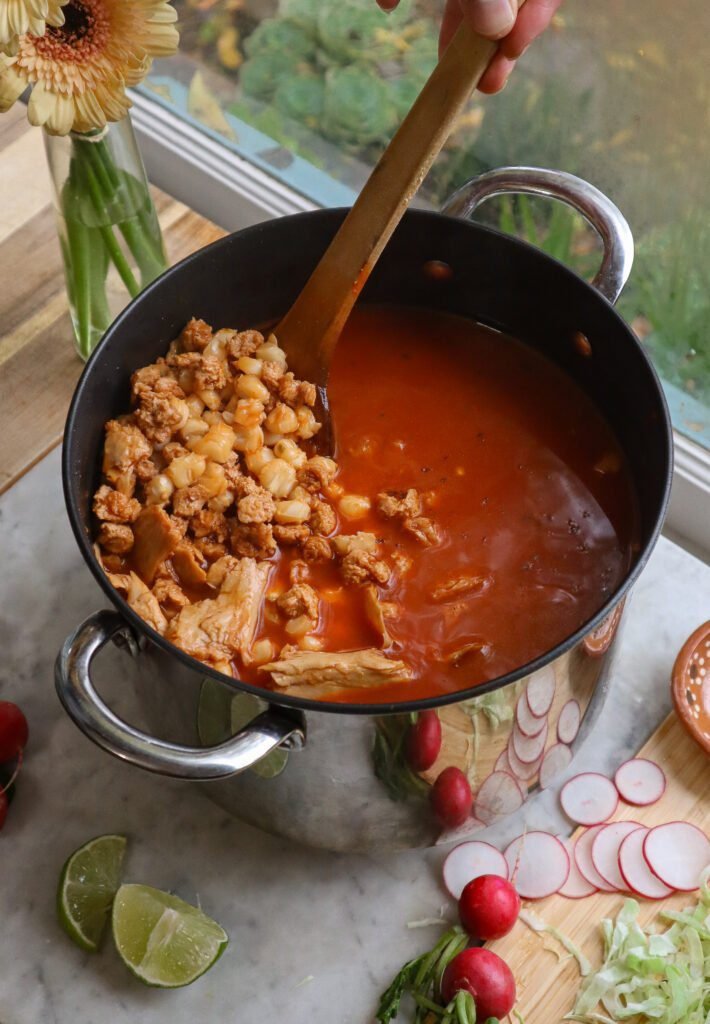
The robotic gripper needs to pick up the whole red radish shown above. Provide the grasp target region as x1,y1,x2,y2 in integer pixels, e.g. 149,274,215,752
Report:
431,767,472,828
459,875,521,940
441,947,516,1019
0,702,28,763
406,711,442,772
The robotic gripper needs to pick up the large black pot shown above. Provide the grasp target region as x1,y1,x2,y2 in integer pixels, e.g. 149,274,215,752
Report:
55,168,672,852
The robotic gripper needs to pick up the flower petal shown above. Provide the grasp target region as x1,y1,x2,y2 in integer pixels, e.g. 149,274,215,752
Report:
0,62,26,112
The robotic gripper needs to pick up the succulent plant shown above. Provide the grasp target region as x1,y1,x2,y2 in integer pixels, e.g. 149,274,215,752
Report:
321,65,398,146
244,18,316,61
274,72,326,129
240,52,305,102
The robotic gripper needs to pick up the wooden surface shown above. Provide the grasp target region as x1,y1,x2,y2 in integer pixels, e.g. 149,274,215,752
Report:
489,713,709,1022
0,105,225,496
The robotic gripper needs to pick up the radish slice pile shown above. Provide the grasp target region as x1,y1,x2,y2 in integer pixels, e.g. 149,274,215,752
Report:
574,824,616,893
559,839,598,899
442,840,509,899
507,739,542,781
557,700,581,745
525,667,556,718
474,771,524,825
560,772,619,826
512,721,548,765
591,821,642,891
618,827,673,900
643,822,710,892
504,832,570,899
515,694,547,738
614,758,666,806
539,743,572,789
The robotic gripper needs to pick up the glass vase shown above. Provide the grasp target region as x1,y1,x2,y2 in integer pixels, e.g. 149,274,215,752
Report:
44,115,168,361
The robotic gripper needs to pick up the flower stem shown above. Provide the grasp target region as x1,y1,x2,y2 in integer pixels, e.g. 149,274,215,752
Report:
76,150,140,297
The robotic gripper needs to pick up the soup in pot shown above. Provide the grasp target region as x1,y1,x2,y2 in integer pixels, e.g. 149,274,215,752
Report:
92,305,637,704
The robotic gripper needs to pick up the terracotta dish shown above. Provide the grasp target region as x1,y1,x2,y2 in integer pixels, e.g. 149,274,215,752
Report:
672,620,710,755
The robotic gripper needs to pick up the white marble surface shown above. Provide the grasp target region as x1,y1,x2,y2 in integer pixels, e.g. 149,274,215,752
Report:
0,447,708,1024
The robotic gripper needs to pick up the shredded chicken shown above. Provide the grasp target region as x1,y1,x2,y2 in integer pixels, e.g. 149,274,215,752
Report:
309,499,336,536
172,541,208,587
403,516,440,547
430,575,491,602
166,558,270,667
102,420,152,496
152,578,189,619
273,524,310,546
302,535,331,563
132,506,182,583
93,485,141,524
126,571,168,634
237,489,275,524
180,317,213,352
364,585,396,646
96,522,134,555
261,648,411,698
230,522,276,560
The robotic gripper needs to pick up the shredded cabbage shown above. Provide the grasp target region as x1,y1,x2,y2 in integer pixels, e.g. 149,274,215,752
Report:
519,909,593,977
563,869,710,1023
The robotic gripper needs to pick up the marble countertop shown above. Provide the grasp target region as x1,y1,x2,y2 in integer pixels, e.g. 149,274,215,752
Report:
1,447,708,1024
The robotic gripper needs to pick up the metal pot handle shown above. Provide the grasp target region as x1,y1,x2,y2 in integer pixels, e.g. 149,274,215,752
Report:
441,166,634,304
55,609,305,781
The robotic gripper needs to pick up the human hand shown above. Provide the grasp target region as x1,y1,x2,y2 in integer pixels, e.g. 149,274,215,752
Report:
376,0,562,94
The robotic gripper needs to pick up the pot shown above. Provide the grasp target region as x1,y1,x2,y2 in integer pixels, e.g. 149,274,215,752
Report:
56,168,672,852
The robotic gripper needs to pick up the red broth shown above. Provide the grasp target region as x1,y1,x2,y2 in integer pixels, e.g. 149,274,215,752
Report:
243,305,638,703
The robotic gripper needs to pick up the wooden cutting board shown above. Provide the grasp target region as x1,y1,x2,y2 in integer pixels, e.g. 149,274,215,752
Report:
488,713,709,1022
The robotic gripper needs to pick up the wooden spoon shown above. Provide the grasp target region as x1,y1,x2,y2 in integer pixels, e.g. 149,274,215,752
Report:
275,14,519,430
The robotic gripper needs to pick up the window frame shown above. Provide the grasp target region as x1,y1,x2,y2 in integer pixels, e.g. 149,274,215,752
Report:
132,89,710,560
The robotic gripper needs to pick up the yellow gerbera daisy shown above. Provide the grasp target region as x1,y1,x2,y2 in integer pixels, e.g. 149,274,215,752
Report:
0,0,179,135
0,0,66,49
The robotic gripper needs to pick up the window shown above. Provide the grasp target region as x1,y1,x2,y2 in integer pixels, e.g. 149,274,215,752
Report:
135,0,710,549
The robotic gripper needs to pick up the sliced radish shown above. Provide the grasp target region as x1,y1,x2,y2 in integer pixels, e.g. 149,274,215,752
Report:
643,822,710,892
557,700,581,745
512,721,548,764
574,825,616,893
442,840,509,899
495,748,512,774
618,827,674,900
507,737,542,781
474,771,525,825
515,694,547,738
560,772,618,826
591,821,642,891
559,839,597,899
539,743,573,789
614,758,666,807
525,666,556,718
504,831,570,899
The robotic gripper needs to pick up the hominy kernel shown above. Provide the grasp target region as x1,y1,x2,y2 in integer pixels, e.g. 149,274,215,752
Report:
234,398,265,428
145,473,174,506
190,422,236,463
339,494,371,520
236,356,263,376
208,488,234,513
289,484,312,504
180,417,209,442
265,403,299,435
202,410,222,425
274,499,311,524
274,438,307,468
166,453,206,489
236,374,270,403
233,425,264,453
296,406,320,439
298,635,323,651
245,447,274,474
256,343,287,365
186,394,205,417
285,615,314,638
251,638,276,665
263,430,285,447
197,388,222,410
200,461,227,498
259,458,296,498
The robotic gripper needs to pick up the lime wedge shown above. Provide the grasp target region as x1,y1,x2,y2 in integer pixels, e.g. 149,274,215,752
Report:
112,884,228,988
57,834,127,952
230,693,288,779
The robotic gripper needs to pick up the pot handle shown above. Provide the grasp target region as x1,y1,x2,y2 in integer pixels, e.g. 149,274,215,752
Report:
55,609,305,781
441,166,634,304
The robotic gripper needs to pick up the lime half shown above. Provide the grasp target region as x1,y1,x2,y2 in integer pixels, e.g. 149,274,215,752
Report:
112,883,228,988
57,834,127,952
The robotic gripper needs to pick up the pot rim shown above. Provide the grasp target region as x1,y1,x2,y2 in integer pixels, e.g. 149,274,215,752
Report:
63,206,673,717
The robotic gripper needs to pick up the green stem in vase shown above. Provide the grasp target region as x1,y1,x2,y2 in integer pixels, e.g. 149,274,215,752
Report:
63,210,93,359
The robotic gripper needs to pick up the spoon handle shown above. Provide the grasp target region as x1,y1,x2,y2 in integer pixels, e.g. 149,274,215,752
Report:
276,16,511,385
